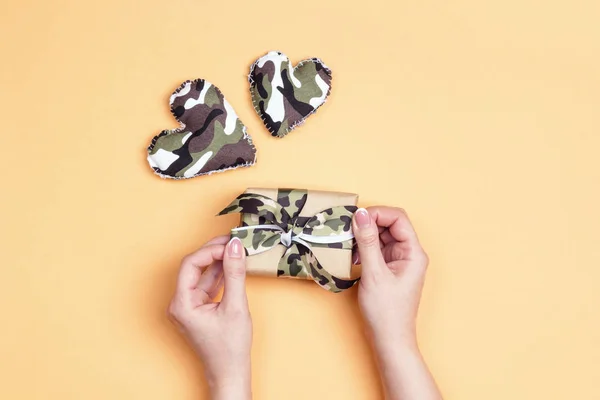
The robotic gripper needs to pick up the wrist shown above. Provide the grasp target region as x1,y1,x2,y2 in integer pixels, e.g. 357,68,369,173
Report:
374,335,420,359
367,323,418,354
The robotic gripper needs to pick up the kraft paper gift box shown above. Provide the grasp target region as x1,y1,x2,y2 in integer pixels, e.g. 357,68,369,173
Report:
219,188,361,293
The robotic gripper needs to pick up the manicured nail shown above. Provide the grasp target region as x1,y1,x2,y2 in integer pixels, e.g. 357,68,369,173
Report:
355,208,371,228
228,237,242,258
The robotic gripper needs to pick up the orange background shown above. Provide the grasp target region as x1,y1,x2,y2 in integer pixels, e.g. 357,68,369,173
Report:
1,0,599,398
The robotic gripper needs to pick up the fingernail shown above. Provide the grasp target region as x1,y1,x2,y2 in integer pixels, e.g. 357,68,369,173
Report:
355,208,371,228
228,237,242,259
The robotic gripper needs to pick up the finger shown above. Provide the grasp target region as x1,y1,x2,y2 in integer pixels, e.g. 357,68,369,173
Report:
379,229,396,245
196,261,224,298
354,241,404,265
352,249,360,265
196,236,229,274
176,244,226,305
190,264,225,306
203,235,230,247
367,206,420,246
208,274,224,299
353,208,386,275
352,239,384,265
382,242,404,263
221,237,248,310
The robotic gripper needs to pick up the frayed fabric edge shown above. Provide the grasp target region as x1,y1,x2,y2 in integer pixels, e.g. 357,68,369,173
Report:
150,159,256,180
146,79,258,179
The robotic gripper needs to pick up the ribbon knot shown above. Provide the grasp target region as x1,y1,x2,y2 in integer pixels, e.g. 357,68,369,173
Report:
218,189,360,293
280,229,293,247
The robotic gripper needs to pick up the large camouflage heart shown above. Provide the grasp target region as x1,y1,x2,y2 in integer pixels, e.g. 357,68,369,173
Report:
249,51,332,138
147,79,256,179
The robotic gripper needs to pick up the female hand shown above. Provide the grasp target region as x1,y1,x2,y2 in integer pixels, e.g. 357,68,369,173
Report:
168,236,252,400
353,207,428,346
353,207,442,400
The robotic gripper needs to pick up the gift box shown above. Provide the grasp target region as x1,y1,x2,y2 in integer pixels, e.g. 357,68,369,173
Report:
218,188,361,293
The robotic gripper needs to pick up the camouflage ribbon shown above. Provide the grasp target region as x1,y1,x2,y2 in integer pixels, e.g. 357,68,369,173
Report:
218,189,359,293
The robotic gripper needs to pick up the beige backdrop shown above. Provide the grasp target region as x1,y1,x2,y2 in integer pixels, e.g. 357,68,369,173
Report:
1,0,599,399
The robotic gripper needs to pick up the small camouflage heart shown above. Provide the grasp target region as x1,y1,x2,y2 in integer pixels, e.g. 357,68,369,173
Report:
147,79,256,179
249,51,332,138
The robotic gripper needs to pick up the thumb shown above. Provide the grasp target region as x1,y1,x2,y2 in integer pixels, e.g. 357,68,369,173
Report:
353,208,386,274
221,237,248,309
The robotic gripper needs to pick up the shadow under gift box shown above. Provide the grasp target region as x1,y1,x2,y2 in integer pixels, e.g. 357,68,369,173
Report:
229,188,362,281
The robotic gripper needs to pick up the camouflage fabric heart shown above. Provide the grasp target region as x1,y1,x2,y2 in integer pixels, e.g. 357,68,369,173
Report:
249,51,332,138
147,79,256,179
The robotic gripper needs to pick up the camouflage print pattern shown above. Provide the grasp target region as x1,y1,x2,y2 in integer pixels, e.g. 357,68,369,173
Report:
302,206,357,250
276,189,308,224
249,51,332,138
219,193,286,230
279,245,359,293
277,244,310,279
147,79,256,179
218,189,359,293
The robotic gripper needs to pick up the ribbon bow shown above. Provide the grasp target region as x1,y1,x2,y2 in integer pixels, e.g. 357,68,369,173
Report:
218,189,359,293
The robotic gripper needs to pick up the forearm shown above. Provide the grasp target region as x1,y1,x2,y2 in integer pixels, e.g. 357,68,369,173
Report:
210,381,252,400
373,339,442,400
207,362,252,400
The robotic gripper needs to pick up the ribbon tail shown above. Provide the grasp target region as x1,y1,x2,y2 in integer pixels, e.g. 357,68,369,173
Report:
217,192,287,229
230,226,283,256
297,244,360,293
277,244,310,279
